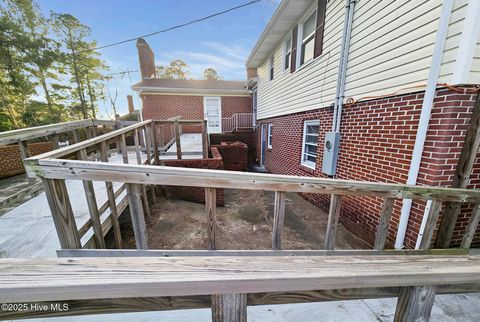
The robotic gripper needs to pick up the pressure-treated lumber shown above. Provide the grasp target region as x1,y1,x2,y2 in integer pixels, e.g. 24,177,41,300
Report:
1,255,479,303
174,119,182,159
133,128,142,164
205,187,217,250
151,122,159,165
25,159,480,203
202,119,209,158
272,191,286,250
394,285,437,322
374,198,395,250
325,195,342,250
41,178,81,249
126,183,148,249
418,200,442,249
212,294,247,322
436,94,480,248
18,141,35,184
461,204,480,249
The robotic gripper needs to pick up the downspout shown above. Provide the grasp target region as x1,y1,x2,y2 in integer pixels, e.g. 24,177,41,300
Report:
394,0,454,249
334,0,356,132
332,0,356,132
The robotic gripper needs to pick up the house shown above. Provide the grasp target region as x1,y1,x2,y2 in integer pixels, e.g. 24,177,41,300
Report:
132,38,253,135
246,0,480,249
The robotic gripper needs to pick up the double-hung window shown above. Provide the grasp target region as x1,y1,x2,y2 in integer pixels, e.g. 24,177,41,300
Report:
300,10,317,66
284,37,291,70
301,120,319,169
267,123,273,149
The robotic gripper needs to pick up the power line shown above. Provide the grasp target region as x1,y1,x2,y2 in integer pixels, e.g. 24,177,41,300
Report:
107,69,139,76
79,0,262,53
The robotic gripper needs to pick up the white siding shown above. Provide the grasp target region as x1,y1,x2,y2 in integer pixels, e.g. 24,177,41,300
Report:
256,0,474,121
468,38,480,84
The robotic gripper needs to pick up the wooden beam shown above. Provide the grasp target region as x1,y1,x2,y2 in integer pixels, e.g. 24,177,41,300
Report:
436,94,480,248
418,200,442,249
374,198,395,250
272,191,286,250
206,187,217,250
202,120,209,158
41,178,81,249
174,120,182,159
26,159,480,203
461,204,480,249
212,294,247,322
394,285,437,322
78,149,106,249
1,255,479,303
325,195,342,250
127,183,148,249
99,141,122,249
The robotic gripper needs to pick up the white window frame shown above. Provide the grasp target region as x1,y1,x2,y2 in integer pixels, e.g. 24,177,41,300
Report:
284,34,292,71
301,119,320,169
296,4,318,69
267,123,273,149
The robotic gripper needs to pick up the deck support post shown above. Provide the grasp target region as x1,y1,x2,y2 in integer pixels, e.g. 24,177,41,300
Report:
325,194,342,250
374,198,395,250
394,285,437,322
42,178,81,249
174,120,182,159
127,183,148,249
205,187,217,250
211,294,247,322
272,191,286,250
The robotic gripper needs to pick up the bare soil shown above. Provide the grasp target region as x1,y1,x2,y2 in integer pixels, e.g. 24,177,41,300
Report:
123,189,369,250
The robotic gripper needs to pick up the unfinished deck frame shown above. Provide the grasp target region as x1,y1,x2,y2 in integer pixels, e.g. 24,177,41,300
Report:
0,254,479,321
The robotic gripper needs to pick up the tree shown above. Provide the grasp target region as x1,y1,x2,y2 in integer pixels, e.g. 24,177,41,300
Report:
203,67,222,80
156,59,190,79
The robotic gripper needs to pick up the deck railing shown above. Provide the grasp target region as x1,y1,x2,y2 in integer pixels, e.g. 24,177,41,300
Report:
222,113,254,132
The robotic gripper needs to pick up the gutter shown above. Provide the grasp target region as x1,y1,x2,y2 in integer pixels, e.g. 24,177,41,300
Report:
395,0,455,249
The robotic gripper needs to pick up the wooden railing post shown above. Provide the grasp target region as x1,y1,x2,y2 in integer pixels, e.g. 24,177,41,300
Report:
99,141,122,249
175,120,182,159
374,198,395,250
205,187,217,250
133,128,142,165
394,285,437,322
50,134,60,150
151,122,159,165
325,194,342,250
19,140,35,184
272,191,286,250
418,200,442,249
211,294,247,322
72,129,80,144
120,133,129,164
78,148,106,249
126,183,148,249
202,120,209,159
41,178,81,249
461,204,480,249
144,125,152,165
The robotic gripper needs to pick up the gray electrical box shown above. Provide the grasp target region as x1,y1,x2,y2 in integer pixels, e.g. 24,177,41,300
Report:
322,132,341,176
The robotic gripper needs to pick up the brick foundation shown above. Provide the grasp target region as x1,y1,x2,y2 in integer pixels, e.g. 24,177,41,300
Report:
256,88,480,248
212,142,248,171
163,147,225,206
0,142,53,178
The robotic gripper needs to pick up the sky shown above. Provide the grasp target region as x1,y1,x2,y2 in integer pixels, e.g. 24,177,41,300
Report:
36,0,279,118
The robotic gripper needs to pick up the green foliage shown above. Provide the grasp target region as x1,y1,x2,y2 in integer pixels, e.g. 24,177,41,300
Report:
203,67,222,80
156,59,190,79
0,0,110,131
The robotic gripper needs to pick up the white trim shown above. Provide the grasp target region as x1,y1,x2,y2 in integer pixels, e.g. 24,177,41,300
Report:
267,123,273,149
283,33,292,72
203,96,222,134
133,86,248,96
297,5,318,68
451,0,480,84
301,119,320,169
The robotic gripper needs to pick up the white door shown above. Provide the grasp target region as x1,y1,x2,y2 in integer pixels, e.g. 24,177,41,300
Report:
204,97,222,133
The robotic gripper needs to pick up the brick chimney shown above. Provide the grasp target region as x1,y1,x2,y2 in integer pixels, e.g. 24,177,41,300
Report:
136,38,156,79
127,95,134,114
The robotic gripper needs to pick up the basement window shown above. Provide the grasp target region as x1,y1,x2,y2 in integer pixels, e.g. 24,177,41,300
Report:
301,120,319,169
267,123,273,148
300,10,317,66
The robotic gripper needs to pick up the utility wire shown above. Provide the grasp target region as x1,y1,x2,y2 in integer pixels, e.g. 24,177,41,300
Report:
79,0,262,53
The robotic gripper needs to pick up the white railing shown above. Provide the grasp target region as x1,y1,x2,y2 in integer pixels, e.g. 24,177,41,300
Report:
222,113,254,132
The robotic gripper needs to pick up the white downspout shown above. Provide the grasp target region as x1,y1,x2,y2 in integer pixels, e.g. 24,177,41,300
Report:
394,0,454,249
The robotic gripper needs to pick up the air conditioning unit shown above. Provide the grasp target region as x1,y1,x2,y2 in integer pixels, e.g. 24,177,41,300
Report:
322,132,341,176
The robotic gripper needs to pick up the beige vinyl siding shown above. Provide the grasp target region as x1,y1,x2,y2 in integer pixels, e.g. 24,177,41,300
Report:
256,0,472,120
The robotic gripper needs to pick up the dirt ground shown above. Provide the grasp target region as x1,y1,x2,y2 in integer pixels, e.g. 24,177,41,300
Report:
123,189,369,250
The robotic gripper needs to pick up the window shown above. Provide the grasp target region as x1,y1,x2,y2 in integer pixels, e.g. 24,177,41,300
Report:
284,37,292,70
267,123,273,148
300,10,317,66
301,120,319,169
269,56,274,80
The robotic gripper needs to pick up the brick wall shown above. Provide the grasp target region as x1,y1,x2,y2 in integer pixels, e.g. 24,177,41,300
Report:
163,147,224,206
0,142,53,178
212,142,248,171
256,88,480,248
210,130,257,163
221,96,252,118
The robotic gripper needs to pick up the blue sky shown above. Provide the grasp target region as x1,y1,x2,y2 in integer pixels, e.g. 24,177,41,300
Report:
36,0,279,118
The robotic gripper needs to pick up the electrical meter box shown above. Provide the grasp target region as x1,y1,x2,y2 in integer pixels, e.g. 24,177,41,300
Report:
322,132,341,176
